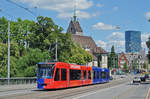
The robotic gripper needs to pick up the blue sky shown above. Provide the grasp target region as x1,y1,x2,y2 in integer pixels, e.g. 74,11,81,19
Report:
0,0,150,53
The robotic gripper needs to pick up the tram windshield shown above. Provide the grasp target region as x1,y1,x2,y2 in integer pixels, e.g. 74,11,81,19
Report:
38,63,55,79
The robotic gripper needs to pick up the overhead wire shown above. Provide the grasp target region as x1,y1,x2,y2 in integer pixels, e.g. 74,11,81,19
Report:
6,0,36,18
0,8,17,20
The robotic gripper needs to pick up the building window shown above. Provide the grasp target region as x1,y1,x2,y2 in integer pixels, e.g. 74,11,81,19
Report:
61,69,67,81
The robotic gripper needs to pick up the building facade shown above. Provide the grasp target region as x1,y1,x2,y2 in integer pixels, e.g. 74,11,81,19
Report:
67,14,108,68
118,53,128,69
125,52,145,71
125,31,141,53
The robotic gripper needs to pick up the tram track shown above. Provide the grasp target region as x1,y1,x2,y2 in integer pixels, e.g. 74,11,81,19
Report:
54,78,132,99
35,78,132,99
1,77,132,99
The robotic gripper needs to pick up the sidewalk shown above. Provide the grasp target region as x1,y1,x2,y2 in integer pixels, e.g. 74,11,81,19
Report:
0,83,37,92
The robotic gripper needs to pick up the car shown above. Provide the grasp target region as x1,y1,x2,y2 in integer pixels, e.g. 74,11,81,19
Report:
133,77,141,84
140,76,146,82
144,74,149,79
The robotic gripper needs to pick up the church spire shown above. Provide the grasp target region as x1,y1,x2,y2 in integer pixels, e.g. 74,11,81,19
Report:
73,0,77,21
67,0,83,36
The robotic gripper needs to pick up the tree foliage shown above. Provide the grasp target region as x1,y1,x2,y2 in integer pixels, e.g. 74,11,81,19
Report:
0,16,92,77
143,61,147,69
108,45,118,69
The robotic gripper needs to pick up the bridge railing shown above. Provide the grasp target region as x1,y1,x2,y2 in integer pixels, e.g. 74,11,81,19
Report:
0,77,37,85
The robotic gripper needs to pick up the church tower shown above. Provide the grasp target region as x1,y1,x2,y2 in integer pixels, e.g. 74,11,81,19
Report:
67,1,83,36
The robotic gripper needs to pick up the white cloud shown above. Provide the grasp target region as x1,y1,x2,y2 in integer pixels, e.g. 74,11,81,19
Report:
142,42,147,49
96,4,104,7
91,12,100,17
57,10,97,19
96,40,107,49
14,0,94,19
113,6,119,11
92,22,120,30
96,32,125,53
96,40,125,53
96,32,150,53
107,40,125,52
141,33,149,50
145,12,150,19
106,32,124,41
141,33,150,42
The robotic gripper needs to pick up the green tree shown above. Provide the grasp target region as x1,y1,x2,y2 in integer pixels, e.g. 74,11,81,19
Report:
0,42,20,77
143,61,147,69
68,44,92,65
111,45,115,54
28,16,63,50
123,62,128,73
16,48,50,77
0,17,8,43
69,54,86,65
133,59,138,70
123,62,127,70
10,18,34,56
0,16,93,77
108,45,118,69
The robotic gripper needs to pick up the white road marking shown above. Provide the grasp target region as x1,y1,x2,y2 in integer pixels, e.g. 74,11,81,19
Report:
72,82,129,99
145,86,150,99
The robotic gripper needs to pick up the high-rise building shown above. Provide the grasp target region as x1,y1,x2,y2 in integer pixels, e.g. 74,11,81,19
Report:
125,30,141,53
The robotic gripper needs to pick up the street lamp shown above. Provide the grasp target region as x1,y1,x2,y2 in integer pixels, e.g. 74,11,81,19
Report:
0,9,11,84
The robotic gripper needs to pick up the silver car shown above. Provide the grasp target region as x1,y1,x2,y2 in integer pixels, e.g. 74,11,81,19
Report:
133,77,141,84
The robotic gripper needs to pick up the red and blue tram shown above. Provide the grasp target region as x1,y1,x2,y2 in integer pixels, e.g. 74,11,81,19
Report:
37,62,109,89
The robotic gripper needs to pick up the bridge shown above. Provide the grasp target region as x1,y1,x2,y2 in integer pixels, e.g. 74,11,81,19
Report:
0,75,150,99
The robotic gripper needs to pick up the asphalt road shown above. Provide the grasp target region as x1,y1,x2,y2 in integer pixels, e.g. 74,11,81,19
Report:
69,81,150,99
1,75,148,99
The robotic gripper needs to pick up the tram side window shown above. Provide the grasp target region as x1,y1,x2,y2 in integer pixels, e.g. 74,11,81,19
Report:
61,69,67,81
107,72,109,79
83,70,86,80
70,69,81,80
88,71,91,79
101,72,106,79
54,68,60,81
93,71,96,79
97,71,99,79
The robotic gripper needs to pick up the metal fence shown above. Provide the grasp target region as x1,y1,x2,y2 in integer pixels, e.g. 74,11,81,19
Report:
0,77,37,85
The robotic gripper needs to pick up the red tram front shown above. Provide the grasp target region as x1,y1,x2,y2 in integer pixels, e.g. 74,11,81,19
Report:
37,62,92,89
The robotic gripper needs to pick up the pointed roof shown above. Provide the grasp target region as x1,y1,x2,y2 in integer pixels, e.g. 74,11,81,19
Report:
69,20,83,32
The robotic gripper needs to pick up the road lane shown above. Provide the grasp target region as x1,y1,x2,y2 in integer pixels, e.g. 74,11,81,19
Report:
71,82,150,99
0,75,134,99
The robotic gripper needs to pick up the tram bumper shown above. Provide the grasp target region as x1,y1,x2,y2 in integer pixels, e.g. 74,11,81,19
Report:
37,79,45,89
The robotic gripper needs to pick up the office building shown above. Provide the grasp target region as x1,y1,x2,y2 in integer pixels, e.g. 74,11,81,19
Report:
125,31,141,53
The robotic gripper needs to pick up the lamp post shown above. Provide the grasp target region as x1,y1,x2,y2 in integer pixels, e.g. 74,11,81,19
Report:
8,21,10,85
55,38,58,62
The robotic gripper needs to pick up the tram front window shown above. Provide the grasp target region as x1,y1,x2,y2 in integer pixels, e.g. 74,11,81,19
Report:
38,64,55,79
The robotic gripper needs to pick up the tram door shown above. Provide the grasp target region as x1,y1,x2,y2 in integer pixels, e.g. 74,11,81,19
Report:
60,68,68,88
